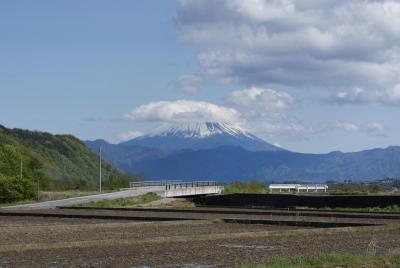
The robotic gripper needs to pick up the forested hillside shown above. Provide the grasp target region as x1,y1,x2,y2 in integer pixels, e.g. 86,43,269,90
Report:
0,125,137,202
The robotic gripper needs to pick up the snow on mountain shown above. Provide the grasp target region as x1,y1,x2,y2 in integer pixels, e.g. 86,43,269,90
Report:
148,122,254,139
119,121,284,152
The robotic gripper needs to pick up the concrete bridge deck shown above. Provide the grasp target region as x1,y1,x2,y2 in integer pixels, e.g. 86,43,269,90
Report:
128,181,224,198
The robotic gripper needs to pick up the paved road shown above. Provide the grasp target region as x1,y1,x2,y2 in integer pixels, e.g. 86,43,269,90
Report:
2,187,165,209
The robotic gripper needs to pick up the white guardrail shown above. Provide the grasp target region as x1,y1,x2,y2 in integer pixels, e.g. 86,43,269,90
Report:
129,180,182,188
269,184,328,193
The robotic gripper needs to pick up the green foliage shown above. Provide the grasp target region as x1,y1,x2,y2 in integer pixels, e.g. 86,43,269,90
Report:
328,181,387,195
239,253,400,268
34,170,54,191
0,174,35,202
314,205,400,213
223,180,267,194
103,173,132,190
0,125,139,203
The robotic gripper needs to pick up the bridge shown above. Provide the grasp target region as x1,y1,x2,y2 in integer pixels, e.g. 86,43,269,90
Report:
129,180,224,198
269,184,328,193
3,180,223,209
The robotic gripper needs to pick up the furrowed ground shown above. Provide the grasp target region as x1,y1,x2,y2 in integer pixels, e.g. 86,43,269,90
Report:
0,207,400,267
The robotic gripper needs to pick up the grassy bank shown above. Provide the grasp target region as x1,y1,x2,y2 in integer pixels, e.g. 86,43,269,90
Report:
309,205,400,213
39,191,103,201
75,192,161,208
240,253,400,268
223,181,267,194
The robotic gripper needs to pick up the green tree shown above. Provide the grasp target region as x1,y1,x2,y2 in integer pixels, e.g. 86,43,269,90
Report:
0,174,35,202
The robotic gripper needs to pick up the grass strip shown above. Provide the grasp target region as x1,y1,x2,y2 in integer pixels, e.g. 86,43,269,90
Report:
74,192,161,208
239,253,400,268
308,205,400,214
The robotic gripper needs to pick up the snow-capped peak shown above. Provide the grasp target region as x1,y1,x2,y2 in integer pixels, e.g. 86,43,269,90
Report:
148,122,255,139
120,121,283,151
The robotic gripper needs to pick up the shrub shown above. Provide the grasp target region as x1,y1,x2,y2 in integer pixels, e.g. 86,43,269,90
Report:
223,180,267,194
0,174,35,203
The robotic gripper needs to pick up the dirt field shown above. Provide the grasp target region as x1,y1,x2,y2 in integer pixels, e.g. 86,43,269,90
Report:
0,208,399,267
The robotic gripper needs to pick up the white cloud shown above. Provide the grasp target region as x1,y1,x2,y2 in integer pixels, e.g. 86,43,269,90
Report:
364,122,385,134
175,0,400,92
226,87,294,115
117,131,143,141
124,100,242,125
176,75,203,93
247,113,314,141
223,87,305,140
335,121,359,132
122,99,307,140
335,121,385,135
332,84,400,105
273,142,283,148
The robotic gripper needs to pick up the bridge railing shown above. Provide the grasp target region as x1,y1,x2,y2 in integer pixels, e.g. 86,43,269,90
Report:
269,184,328,193
128,180,220,190
164,181,218,190
129,180,182,188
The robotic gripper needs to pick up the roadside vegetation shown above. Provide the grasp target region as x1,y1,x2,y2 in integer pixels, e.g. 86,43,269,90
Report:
327,180,399,195
0,190,112,207
39,191,104,201
239,253,400,268
223,179,400,196
310,205,400,213
223,181,267,194
158,199,195,208
75,192,161,208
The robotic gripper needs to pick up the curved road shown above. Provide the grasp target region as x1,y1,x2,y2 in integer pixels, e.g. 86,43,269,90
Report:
2,187,165,209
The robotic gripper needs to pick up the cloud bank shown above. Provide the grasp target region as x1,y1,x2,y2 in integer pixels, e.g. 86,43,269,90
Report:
226,86,294,115
175,0,400,91
124,100,242,124
335,121,385,135
331,84,400,105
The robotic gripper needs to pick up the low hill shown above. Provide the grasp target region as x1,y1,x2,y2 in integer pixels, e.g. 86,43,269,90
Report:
0,125,136,202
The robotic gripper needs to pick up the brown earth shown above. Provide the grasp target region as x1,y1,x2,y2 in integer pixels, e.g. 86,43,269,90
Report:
3,207,399,225
0,208,399,267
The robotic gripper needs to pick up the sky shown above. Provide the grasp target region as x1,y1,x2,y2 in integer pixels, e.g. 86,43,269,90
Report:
2,0,400,153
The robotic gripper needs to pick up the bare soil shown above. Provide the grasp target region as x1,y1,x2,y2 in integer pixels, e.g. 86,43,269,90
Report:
0,216,128,227
2,207,398,225
0,220,299,246
0,208,399,267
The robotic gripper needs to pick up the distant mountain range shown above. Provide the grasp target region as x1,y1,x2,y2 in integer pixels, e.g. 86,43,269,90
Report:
85,121,400,182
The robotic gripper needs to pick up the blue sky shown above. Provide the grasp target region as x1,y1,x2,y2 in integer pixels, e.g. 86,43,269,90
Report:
2,0,400,153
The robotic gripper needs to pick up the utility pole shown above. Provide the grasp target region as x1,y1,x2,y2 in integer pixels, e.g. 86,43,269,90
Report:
62,158,66,179
37,177,40,201
20,158,23,179
99,146,102,192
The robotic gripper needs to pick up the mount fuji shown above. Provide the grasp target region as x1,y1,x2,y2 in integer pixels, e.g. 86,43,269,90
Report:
119,122,283,152
85,122,400,182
